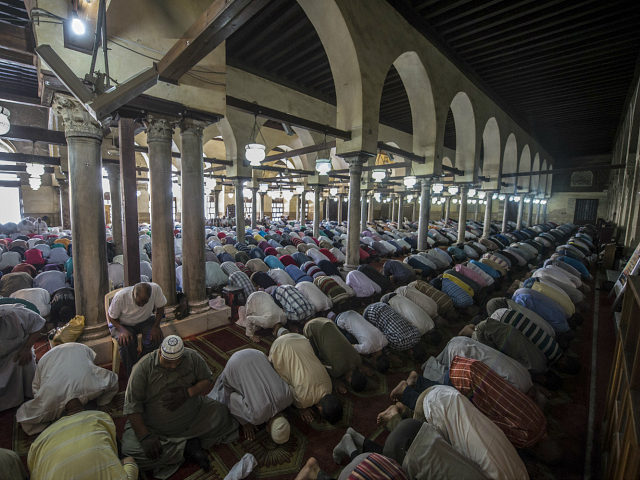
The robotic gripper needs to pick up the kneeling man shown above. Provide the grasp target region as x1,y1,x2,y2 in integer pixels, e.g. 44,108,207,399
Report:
122,335,239,479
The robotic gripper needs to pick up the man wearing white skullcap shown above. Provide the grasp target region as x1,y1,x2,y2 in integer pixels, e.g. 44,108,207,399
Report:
209,348,293,442
122,335,239,479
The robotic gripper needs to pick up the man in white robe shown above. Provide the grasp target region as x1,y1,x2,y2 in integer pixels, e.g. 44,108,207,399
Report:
0,304,46,411
16,342,119,435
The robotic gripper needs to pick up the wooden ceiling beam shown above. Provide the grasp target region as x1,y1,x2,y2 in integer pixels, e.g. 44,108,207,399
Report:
0,23,35,66
157,0,270,83
263,141,336,163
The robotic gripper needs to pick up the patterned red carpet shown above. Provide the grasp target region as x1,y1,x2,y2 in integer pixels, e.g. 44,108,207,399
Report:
0,286,614,479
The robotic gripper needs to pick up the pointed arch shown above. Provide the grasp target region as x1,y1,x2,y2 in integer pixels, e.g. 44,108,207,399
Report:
449,92,476,182
518,145,532,192
481,117,500,190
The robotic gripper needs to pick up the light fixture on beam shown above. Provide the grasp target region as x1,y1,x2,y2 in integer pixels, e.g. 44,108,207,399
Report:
406,194,413,202
315,157,331,175
245,113,267,167
0,107,10,135
492,193,498,200
468,188,476,197
432,183,443,194
372,168,386,182
524,197,531,203
447,185,459,195
259,183,268,193
431,197,437,204
404,175,417,189
452,198,458,204
477,191,486,199
227,192,233,199
513,195,521,202
498,194,506,201
295,185,304,194
282,190,294,201
541,199,548,205
329,187,338,196
533,198,540,204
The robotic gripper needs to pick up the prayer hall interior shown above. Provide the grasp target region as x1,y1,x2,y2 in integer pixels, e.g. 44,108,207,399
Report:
1,0,640,479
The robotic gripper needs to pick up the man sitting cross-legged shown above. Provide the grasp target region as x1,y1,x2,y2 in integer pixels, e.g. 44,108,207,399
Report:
209,348,293,442
269,330,343,424
121,335,239,479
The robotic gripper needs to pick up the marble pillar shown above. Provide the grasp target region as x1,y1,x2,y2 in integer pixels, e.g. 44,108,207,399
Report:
52,95,109,340
325,196,330,222
345,156,365,270
417,179,431,251
337,194,343,224
397,193,404,227
526,201,534,227
535,203,541,224
516,197,524,230
391,196,396,222
260,193,265,221
368,193,374,222
501,197,509,233
251,187,258,229
543,203,548,223
179,119,207,313
482,195,493,238
233,180,246,239
411,197,417,221
146,116,177,308
58,178,71,230
313,186,321,237
300,193,306,224
444,197,451,224
361,190,368,228
457,187,468,244
104,164,123,255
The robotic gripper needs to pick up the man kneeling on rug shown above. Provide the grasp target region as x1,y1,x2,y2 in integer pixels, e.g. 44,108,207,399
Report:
122,335,239,479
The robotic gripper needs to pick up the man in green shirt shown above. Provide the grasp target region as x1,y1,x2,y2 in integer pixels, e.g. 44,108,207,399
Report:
303,317,367,394
121,335,239,479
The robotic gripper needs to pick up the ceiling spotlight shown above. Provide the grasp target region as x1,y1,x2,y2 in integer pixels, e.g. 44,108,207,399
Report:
70,14,86,36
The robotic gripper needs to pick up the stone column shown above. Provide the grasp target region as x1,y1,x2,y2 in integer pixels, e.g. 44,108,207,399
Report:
526,200,534,227
411,196,417,221
52,95,109,339
58,178,71,229
444,197,450,224
483,195,493,238
543,202,548,223
179,119,208,313
326,196,331,222
146,116,177,308
251,187,258,229
104,164,123,255
397,193,404,227
213,188,220,219
300,193,306,224
391,196,396,222
417,179,431,251
345,156,365,270
233,179,246,239
337,194,343,224
516,197,524,230
501,197,509,233
457,187,468,244
535,202,541,224
367,193,374,222
361,190,368,228
260,193,265,221
313,186,321,237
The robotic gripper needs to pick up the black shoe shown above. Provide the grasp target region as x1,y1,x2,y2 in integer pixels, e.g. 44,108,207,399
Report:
184,438,211,472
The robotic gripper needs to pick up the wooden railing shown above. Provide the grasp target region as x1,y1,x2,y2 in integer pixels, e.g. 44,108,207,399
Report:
603,275,640,479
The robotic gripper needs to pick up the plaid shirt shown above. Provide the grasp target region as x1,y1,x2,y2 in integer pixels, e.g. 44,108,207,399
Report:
228,271,256,299
272,285,315,322
449,356,547,448
493,308,562,363
363,302,420,351
220,261,240,276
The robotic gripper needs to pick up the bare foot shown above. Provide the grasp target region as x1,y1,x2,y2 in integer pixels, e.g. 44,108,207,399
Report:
250,335,261,343
242,423,256,441
395,401,409,416
295,457,321,480
336,381,347,395
390,380,408,401
376,404,400,426
407,370,419,386
300,408,315,424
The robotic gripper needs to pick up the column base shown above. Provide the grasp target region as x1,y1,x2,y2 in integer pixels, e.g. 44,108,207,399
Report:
188,299,210,315
84,307,231,365
163,304,177,321
344,263,359,272
79,322,111,342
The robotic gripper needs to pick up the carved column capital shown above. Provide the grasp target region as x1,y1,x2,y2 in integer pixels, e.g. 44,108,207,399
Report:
145,115,175,143
179,117,207,138
52,94,104,140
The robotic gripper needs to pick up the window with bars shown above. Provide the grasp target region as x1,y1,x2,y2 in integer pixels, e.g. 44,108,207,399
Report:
271,200,284,218
244,201,252,218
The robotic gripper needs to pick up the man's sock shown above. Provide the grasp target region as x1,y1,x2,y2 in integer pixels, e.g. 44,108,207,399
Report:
332,433,357,464
346,427,365,450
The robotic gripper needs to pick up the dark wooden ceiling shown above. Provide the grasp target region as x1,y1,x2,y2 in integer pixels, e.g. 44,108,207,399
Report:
2,0,639,162
227,0,640,160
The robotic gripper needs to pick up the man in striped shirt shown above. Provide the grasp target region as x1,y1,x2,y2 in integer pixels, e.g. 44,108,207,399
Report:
448,356,547,448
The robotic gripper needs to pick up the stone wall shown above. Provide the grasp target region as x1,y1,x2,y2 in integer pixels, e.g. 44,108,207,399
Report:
546,191,608,225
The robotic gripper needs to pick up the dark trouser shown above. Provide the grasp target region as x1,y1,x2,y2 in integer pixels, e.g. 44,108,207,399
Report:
350,419,422,465
400,376,440,410
110,317,162,376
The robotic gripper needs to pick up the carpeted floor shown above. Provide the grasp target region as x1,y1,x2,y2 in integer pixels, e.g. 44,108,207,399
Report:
0,271,613,479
